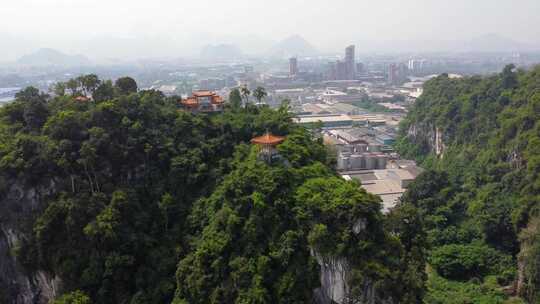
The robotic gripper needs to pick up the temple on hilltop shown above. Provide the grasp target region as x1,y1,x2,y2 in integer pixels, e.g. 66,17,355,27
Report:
180,91,224,113
251,132,286,163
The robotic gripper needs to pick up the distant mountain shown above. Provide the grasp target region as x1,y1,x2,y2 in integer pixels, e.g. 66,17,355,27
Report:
461,33,536,52
0,33,35,62
17,48,92,66
200,44,244,61
268,35,318,58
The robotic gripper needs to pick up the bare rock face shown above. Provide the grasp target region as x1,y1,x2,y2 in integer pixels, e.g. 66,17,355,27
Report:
516,217,540,303
0,181,61,304
313,252,349,304
312,218,393,304
407,123,447,157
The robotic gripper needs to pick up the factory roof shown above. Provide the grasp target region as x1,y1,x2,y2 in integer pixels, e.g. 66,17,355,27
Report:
295,114,352,124
374,169,416,182
361,179,405,196
331,103,363,114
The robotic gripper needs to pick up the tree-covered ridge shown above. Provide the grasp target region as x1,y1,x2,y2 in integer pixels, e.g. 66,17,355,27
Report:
174,142,415,303
396,65,540,303
0,77,423,303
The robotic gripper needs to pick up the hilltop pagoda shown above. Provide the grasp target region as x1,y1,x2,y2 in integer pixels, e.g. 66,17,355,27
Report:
181,91,224,113
251,132,286,163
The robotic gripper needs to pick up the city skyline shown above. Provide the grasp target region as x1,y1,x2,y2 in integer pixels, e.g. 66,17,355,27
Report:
1,0,540,61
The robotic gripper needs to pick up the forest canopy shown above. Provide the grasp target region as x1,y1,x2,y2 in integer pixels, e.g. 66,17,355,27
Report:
395,65,540,303
0,77,423,304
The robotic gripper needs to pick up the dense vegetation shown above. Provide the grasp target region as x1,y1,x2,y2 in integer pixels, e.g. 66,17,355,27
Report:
396,65,540,303
0,77,423,303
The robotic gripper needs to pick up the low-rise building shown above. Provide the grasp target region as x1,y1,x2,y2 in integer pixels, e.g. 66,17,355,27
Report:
295,114,353,128
337,152,387,171
342,163,423,213
180,91,224,113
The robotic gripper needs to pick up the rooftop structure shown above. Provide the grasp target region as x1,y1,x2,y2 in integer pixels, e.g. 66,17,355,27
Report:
74,96,91,102
181,90,224,113
251,132,286,163
295,114,353,128
342,163,423,213
319,89,364,104
331,103,363,115
338,152,387,171
251,133,286,146
343,169,414,212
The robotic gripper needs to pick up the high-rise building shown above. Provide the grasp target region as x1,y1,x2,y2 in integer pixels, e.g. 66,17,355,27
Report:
398,63,408,82
289,57,298,77
345,45,356,79
387,63,399,84
326,61,347,80
356,62,365,74
336,61,348,80
325,45,358,80
327,62,337,80
407,59,426,75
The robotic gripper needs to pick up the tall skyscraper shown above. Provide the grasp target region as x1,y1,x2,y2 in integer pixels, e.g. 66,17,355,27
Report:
345,45,356,79
289,57,298,77
388,63,399,84
336,61,347,80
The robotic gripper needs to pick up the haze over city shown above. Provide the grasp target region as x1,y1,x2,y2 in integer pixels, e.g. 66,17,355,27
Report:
2,0,540,61
2,0,540,304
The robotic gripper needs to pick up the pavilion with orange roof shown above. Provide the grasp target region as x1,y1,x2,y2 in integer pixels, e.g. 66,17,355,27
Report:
251,132,286,163
180,90,224,113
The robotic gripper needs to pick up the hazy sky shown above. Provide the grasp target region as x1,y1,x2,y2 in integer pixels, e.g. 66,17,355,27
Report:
1,0,540,60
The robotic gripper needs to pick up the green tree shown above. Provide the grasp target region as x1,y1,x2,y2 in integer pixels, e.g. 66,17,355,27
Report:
115,77,138,95
240,86,250,108
78,74,100,96
14,87,49,131
66,78,80,95
501,64,518,90
93,80,115,102
253,86,267,104
52,82,67,97
53,290,92,304
429,243,512,280
228,88,242,109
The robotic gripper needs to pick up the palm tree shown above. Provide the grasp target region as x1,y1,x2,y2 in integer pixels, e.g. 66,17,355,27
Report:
253,87,267,105
240,86,251,108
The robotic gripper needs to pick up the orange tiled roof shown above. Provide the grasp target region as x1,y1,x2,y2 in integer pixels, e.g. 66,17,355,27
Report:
192,90,215,97
75,96,90,102
251,133,286,145
181,97,199,107
211,96,224,104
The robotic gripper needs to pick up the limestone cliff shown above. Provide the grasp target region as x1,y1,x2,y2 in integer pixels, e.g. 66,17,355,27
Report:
0,181,60,304
406,122,447,158
312,219,394,304
516,217,540,303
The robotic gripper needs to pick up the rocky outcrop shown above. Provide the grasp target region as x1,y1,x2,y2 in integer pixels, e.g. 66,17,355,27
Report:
312,219,393,304
0,181,61,304
407,123,447,157
313,252,349,304
516,217,540,303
